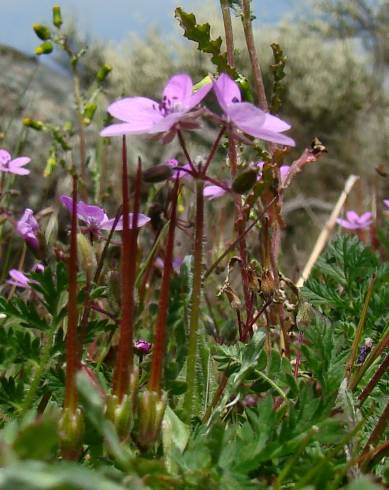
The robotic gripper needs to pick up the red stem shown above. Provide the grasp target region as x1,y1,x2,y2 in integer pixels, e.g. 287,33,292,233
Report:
113,141,141,401
149,179,180,394
64,174,79,413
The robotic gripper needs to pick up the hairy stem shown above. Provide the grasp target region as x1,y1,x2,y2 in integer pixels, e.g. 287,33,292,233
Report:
113,142,140,401
241,0,269,111
183,178,204,421
64,174,79,413
220,0,234,66
149,179,180,394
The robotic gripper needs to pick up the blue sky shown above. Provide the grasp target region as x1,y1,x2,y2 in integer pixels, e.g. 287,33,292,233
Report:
0,0,300,54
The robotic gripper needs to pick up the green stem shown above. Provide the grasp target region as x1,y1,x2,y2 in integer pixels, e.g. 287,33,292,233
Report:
64,174,79,413
183,179,204,421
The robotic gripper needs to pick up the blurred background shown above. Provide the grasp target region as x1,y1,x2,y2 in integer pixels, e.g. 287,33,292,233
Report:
0,0,388,275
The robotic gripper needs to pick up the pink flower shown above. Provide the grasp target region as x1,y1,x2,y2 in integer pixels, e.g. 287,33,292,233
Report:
101,74,211,141
16,208,39,249
32,263,45,273
60,195,150,235
134,339,152,354
7,269,30,288
336,211,373,230
383,200,389,210
165,159,193,180
203,185,228,200
0,149,31,175
213,74,295,147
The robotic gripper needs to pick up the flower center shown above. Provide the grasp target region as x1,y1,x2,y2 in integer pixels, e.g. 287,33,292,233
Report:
156,96,182,116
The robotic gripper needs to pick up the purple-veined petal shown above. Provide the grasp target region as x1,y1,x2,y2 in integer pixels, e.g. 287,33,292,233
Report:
77,202,107,225
187,82,212,111
213,73,241,113
107,96,161,126
203,185,227,200
101,213,151,230
162,74,193,108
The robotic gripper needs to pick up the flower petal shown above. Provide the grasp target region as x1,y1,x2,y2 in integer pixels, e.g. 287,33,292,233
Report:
263,113,291,132
0,149,11,164
203,185,227,200
336,218,359,230
10,157,31,167
102,213,151,230
162,74,193,108
107,96,161,125
101,122,156,137
213,73,241,113
346,211,360,224
227,102,266,131
187,82,212,111
359,212,373,224
147,112,185,134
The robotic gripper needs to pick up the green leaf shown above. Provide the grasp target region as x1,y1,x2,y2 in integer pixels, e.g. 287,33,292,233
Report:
162,405,190,474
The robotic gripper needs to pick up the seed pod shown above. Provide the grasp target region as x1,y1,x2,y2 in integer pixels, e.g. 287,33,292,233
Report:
232,168,258,194
35,41,53,55
96,64,112,82
33,23,52,41
143,164,173,183
52,5,63,28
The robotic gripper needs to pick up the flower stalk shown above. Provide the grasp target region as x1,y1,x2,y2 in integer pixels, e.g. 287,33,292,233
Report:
64,174,79,414
112,140,141,401
149,178,180,394
183,177,205,421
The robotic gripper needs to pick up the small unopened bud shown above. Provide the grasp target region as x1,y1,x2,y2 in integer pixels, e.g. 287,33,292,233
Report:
143,164,173,183
52,5,63,28
44,154,57,177
96,64,112,82
82,102,97,126
77,233,97,281
58,407,84,459
33,23,51,40
35,41,53,55
22,118,44,130
137,389,167,449
232,168,258,194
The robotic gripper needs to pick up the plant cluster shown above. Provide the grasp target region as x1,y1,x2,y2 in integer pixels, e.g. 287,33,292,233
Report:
0,2,387,489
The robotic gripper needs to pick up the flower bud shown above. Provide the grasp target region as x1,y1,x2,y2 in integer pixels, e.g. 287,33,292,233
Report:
261,269,276,297
52,5,63,28
82,102,97,126
134,339,152,355
35,41,53,55
58,407,84,459
77,233,97,281
143,164,173,183
96,64,112,82
232,168,258,194
44,153,57,177
106,369,138,439
33,23,52,40
22,118,44,131
137,389,166,449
